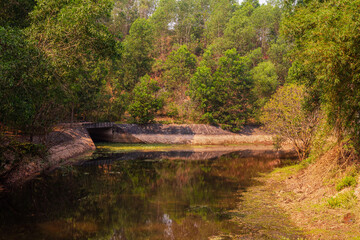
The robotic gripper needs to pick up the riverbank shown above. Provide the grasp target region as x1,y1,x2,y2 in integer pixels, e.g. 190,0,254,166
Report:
238,147,360,239
1,124,95,187
0,123,286,188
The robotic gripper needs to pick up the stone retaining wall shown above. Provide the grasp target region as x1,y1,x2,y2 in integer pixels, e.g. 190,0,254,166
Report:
48,124,96,163
109,124,273,145
3,124,95,186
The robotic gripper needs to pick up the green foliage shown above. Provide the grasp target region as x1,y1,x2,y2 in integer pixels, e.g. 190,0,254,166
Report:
0,27,63,137
188,65,213,112
260,84,319,159
0,0,36,28
28,0,121,122
251,61,279,112
122,18,154,90
162,45,197,91
189,48,252,130
110,0,157,37
223,2,281,55
150,0,176,56
165,102,180,118
223,1,256,54
128,75,164,124
336,176,357,192
307,115,334,161
250,4,281,53
174,0,204,45
286,61,315,86
246,47,263,68
327,190,357,209
282,0,360,149
205,0,235,42
268,38,291,84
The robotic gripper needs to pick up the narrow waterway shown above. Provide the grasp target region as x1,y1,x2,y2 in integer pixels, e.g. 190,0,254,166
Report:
0,144,303,239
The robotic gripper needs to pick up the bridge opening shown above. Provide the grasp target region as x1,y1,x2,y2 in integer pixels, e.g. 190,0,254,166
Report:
83,123,143,143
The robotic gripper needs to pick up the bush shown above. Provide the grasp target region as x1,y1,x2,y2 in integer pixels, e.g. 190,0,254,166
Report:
336,176,357,192
165,102,179,118
189,48,252,131
327,190,357,209
162,45,197,92
128,75,164,124
250,61,279,114
260,84,320,160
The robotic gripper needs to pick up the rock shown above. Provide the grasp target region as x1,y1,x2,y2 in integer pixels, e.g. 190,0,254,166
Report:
343,213,355,224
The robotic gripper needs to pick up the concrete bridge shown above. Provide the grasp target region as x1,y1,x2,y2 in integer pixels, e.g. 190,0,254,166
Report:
83,122,114,129
83,122,143,143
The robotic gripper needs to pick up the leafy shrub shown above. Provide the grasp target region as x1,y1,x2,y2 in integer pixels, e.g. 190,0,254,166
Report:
128,75,164,124
260,84,320,160
165,102,179,118
336,176,357,192
327,190,357,209
162,45,197,92
250,61,279,113
189,48,252,131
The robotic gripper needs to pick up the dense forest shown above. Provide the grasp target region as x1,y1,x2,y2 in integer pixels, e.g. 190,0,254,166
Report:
1,0,360,161
1,0,285,133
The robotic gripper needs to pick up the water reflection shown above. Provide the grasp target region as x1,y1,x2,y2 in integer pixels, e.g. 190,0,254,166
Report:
0,147,288,240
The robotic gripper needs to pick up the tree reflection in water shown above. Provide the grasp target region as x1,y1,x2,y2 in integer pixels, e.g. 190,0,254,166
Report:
0,148,286,240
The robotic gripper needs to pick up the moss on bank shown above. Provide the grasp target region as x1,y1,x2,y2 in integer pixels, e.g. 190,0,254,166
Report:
227,177,305,239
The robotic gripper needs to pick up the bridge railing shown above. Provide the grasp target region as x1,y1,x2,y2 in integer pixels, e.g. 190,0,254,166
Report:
83,122,114,129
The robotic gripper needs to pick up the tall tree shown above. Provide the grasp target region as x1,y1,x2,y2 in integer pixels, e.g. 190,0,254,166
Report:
189,48,252,130
122,17,154,90
223,1,257,54
150,0,176,57
268,38,291,84
128,75,164,124
250,61,279,112
282,0,360,148
162,45,197,92
28,0,121,122
110,0,157,37
0,27,63,140
250,3,281,55
205,0,235,44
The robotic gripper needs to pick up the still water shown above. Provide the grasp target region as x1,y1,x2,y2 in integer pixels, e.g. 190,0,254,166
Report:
0,144,297,240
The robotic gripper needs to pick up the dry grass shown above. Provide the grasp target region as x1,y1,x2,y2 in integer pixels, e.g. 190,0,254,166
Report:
266,145,360,239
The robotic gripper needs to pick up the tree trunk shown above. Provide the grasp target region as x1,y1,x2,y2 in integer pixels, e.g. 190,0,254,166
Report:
71,104,74,127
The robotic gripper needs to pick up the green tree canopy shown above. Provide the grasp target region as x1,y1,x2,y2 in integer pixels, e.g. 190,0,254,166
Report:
122,17,154,90
189,48,252,130
282,0,360,147
251,61,279,111
28,0,121,121
162,45,197,92
0,27,63,139
128,75,164,124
